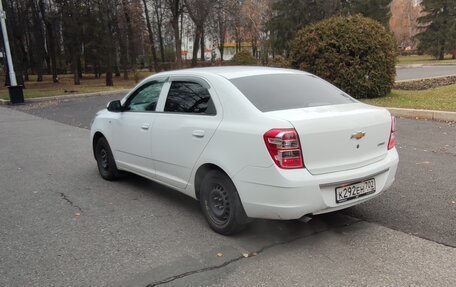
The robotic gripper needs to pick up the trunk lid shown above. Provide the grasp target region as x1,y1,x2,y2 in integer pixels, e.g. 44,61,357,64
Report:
265,103,392,175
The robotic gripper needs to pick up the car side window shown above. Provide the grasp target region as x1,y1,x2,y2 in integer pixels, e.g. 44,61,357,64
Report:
164,81,216,115
125,81,164,112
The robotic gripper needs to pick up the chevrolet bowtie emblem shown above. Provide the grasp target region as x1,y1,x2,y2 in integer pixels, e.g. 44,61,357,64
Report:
351,131,366,140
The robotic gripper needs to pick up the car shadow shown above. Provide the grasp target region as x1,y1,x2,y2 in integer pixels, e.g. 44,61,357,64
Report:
117,172,359,240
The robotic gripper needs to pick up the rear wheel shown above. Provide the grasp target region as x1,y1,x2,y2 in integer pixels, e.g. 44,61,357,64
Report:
95,137,121,181
200,170,248,235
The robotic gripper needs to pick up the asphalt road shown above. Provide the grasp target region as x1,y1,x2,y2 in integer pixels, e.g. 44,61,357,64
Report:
396,65,456,81
2,95,455,286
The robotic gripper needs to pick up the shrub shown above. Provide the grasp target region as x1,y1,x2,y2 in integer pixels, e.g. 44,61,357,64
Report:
269,56,291,68
289,15,396,99
230,50,258,65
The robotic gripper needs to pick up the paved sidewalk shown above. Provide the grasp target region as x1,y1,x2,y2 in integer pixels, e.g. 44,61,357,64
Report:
388,107,456,122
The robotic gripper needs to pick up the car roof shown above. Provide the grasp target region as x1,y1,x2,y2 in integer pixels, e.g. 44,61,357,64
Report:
153,66,311,80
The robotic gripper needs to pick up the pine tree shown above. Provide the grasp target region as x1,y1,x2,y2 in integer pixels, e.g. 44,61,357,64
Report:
267,0,341,55
342,0,392,26
415,0,456,60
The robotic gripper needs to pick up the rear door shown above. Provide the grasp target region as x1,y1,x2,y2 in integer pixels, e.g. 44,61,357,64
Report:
151,77,222,189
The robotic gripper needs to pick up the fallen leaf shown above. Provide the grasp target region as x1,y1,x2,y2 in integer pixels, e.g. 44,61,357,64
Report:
216,253,223,257
242,252,257,258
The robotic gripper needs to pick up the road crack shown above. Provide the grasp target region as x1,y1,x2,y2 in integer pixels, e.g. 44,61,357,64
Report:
58,192,83,213
145,219,362,287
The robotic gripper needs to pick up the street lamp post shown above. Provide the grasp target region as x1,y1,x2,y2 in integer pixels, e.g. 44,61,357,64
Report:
0,0,24,104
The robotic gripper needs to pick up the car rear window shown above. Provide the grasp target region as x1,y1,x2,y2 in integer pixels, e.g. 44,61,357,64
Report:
229,74,356,112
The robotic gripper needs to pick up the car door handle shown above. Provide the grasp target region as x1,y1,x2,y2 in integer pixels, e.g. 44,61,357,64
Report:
141,123,150,130
192,130,205,138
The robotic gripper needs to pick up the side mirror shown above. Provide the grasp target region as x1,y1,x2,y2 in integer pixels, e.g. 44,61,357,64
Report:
107,100,123,112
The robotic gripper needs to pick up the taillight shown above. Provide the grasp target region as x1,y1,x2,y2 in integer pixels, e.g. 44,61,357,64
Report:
263,129,304,169
388,116,396,150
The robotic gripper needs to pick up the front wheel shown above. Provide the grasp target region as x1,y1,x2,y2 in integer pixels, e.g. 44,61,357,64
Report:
200,170,249,235
95,137,121,181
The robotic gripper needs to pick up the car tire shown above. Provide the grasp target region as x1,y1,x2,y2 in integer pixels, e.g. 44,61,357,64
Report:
200,170,248,235
95,137,122,181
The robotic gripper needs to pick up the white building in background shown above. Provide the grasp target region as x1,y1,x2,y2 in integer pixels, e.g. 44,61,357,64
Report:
181,34,238,62
180,16,238,62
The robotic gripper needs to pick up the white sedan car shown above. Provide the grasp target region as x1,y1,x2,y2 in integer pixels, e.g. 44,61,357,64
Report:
91,67,399,235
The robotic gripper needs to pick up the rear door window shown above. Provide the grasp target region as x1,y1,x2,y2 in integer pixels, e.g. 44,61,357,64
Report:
164,81,216,115
229,74,356,112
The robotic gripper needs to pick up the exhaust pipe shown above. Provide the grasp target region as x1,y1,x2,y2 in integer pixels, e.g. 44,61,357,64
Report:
298,214,313,223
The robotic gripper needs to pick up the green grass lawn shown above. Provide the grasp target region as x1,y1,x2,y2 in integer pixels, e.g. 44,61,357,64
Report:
397,54,456,66
362,84,456,112
0,72,153,100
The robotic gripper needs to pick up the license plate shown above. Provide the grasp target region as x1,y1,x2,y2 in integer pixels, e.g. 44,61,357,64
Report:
335,178,376,203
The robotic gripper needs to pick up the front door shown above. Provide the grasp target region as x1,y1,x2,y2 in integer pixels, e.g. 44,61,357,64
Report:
111,80,165,178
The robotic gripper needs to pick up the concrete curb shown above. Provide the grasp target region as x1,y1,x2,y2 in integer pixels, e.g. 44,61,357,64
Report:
394,74,456,84
396,64,424,69
395,74,456,83
396,63,456,69
388,107,456,122
0,89,129,106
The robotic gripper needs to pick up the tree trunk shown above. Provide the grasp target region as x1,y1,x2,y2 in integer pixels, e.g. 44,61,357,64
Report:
45,54,51,75
155,4,165,62
73,54,80,85
169,0,182,68
191,26,201,67
114,19,128,79
251,37,257,58
439,46,445,60
219,26,226,62
48,25,59,83
200,28,205,62
158,28,165,62
219,46,224,62
94,62,99,78
115,64,121,77
171,16,182,67
30,1,45,82
122,0,136,73
106,70,113,86
142,0,159,72
103,0,114,86
77,57,83,78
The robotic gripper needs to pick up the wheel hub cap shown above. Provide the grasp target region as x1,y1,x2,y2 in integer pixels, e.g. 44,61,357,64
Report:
100,149,109,169
208,184,229,221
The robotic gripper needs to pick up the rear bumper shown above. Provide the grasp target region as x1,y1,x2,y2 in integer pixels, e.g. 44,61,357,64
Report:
232,149,399,220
